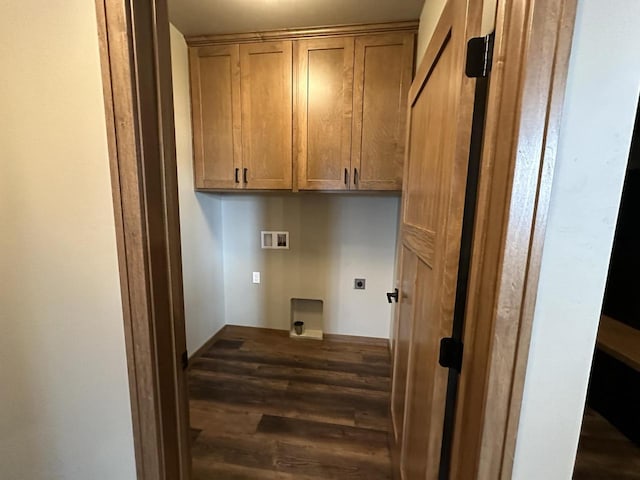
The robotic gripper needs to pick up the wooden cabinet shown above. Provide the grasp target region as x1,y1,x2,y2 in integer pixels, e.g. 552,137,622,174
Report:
296,33,414,191
189,45,242,190
240,41,293,190
352,34,414,191
188,24,416,192
296,37,354,190
190,42,292,190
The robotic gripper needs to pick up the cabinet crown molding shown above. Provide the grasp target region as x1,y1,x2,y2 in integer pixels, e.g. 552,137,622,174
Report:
186,20,419,47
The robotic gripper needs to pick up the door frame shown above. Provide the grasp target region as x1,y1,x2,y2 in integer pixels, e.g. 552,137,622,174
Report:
94,0,577,479
94,1,191,479
449,0,577,477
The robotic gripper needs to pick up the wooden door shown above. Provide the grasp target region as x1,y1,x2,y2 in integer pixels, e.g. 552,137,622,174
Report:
296,37,354,190
391,0,481,478
391,247,418,445
240,41,293,190
351,33,414,191
189,45,242,190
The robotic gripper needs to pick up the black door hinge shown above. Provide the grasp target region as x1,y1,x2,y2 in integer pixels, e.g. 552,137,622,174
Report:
181,350,189,370
439,337,464,373
465,32,495,78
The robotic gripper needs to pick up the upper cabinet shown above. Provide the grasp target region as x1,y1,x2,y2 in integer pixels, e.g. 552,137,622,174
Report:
351,34,414,191
190,45,242,190
187,23,416,192
240,41,293,190
296,37,354,190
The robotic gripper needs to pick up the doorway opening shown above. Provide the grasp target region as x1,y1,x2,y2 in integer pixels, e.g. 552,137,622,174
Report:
574,98,640,478
169,9,416,480
95,0,579,478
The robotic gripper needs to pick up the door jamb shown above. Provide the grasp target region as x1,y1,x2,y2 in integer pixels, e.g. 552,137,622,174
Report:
450,0,578,478
93,0,577,478
94,1,191,479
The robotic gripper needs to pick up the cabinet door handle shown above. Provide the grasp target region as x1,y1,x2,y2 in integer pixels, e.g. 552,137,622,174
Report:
235,168,240,184
354,168,359,186
344,168,349,186
243,168,248,184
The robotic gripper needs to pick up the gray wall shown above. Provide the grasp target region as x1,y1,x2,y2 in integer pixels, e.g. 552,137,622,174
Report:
0,1,136,477
221,194,400,337
171,25,226,355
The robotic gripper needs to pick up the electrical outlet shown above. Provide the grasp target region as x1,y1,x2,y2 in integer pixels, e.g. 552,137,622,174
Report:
252,272,261,284
354,278,366,290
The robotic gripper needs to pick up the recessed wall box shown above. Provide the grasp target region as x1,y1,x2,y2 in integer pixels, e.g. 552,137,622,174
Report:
261,231,289,249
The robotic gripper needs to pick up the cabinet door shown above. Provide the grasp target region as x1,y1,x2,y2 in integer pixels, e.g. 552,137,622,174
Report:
351,33,414,191
189,45,242,189
296,37,354,190
240,41,293,190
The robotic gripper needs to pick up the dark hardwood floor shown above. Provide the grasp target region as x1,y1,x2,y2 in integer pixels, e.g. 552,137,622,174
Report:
188,325,392,479
574,408,640,479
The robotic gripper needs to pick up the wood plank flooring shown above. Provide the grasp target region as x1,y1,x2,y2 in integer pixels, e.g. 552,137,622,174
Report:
574,408,640,479
188,326,392,479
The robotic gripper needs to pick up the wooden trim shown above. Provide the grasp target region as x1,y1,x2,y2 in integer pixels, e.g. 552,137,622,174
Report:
212,325,388,348
186,21,419,46
499,2,578,476
188,325,229,363
401,224,436,268
597,315,640,372
449,0,578,478
292,40,299,192
94,0,191,478
323,333,389,348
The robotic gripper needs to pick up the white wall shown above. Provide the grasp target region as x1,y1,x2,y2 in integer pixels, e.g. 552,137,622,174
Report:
221,194,400,338
0,1,136,479
170,25,226,355
416,0,496,64
416,0,446,63
512,1,640,478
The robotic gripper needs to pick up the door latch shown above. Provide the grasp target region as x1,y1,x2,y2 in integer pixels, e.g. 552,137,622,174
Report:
386,288,399,303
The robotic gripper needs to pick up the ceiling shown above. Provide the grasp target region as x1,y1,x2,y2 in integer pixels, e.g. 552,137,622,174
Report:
168,0,424,37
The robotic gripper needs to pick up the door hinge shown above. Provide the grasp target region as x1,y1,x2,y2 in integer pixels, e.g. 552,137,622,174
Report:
439,337,464,373
465,32,495,78
181,350,189,370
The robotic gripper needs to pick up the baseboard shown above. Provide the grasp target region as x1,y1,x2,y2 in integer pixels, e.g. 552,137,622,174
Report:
189,324,228,363
222,324,389,347
323,332,389,348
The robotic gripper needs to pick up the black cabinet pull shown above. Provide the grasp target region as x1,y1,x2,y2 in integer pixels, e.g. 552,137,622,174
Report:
243,168,248,184
354,168,359,186
235,168,240,184
387,288,399,304
344,168,348,185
